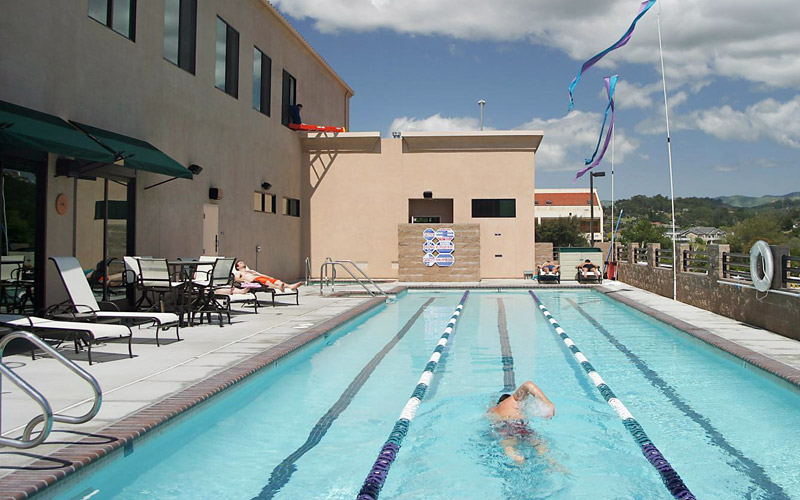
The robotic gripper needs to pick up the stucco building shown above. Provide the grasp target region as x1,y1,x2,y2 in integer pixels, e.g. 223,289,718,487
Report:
535,188,604,243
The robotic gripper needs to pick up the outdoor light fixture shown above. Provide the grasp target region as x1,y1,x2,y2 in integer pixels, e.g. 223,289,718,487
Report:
423,191,433,199
261,182,272,191
589,171,606,245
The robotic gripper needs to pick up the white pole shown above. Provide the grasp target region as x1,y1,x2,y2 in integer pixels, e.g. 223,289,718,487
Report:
611,117,615,252
657,4,678,301
478,99,486,130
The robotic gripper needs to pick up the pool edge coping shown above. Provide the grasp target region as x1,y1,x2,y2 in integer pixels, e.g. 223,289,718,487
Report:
596,285,800,388
0,291,396,500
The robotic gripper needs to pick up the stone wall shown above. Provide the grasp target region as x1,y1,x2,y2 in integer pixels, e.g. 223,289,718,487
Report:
617,243,800,340
398,223,480,281
534,242,554,266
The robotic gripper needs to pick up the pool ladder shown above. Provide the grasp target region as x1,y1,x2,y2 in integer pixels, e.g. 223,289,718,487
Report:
0,331,102,448
319,258,387,297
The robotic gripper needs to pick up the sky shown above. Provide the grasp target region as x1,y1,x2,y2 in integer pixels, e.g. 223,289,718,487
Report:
271,0,800,200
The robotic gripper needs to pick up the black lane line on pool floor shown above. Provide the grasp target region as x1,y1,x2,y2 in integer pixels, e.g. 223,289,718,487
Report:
497,298,516,392
254,298,436,500
566,298,790,499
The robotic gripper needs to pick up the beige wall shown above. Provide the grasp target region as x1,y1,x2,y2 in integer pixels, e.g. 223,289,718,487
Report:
305,132,541,279
1,0,352,302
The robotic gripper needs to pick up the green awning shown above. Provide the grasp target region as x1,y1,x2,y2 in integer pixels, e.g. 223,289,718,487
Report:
71,121,193,179
0,100,115,163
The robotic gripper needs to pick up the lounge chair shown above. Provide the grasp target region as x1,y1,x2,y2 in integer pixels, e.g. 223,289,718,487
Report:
537,270,561,284
49,257,180,346
0,313,132,364
576,270,603,284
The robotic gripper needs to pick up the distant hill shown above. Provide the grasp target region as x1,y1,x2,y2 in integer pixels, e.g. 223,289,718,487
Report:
716,192,800,208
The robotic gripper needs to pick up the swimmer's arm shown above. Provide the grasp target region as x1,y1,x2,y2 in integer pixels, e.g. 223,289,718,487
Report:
514,381,555,417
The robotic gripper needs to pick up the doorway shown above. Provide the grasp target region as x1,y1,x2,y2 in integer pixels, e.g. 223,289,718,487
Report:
203,204,219,256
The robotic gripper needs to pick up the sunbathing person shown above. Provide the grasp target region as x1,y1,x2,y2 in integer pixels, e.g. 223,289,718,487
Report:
233,261,302,292
576,259,601,279
538,260,560,275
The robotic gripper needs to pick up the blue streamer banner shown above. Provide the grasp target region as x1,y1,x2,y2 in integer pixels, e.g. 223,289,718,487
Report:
568,0,656,110
576,75,618,181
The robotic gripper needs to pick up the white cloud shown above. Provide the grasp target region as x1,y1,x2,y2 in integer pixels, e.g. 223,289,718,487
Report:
388,113,481,134
682,95,800,148
517,110,638,171
714,165,739,173
386,110,639,172
272,0,800,89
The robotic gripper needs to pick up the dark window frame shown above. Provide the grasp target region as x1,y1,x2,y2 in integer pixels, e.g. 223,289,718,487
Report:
283,197,300,217
253,46,272,116
254,192,276,214
88,0,137,41
281,70,297,126
471,199,517,218
215,16,239,98
164,0,197,74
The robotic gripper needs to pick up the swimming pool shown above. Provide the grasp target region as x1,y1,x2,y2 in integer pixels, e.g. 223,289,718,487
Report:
46,290,800,499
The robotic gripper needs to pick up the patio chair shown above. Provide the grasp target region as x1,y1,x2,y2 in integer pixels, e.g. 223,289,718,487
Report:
576,270,602,284
0,313,133,365
193,257,242,326
49,257,181,346
537,270,561,284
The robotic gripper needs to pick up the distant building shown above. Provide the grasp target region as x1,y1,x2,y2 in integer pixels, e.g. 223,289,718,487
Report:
676,227,726,244
535,189,604,243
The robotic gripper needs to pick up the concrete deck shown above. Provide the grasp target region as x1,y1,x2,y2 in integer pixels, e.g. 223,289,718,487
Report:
1,280,799,498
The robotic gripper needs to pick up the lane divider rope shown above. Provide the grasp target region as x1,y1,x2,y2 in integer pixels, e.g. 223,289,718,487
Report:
528,291,695,500
356,291,469,500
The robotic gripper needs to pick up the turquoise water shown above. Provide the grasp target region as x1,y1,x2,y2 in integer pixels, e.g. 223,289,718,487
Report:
49,290,800,499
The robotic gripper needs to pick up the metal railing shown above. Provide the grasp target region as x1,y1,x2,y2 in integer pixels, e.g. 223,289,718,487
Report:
304,257,311,286
682,250,710,275
655,248,674,269
617,245,629,263
783,255,800,289
634,247,648,264
0,331,102,448
319,259,386,297
721,252,751,281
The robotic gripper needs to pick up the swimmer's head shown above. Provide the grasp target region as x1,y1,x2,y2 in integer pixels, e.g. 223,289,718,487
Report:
497,394,512,405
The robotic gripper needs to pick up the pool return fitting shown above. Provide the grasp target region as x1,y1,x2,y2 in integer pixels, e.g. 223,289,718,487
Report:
528,291,696,500
356,291,469,500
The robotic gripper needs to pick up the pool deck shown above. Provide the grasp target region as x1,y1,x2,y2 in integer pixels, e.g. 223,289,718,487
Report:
1,280,799,498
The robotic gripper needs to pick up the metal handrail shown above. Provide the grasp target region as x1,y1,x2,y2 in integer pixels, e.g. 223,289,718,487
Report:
305,257,311,286
783,255,800,288
319,260,386,297
0,330,103,448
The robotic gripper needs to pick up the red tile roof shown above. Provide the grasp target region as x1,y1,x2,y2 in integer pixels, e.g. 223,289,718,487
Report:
535,192,600,206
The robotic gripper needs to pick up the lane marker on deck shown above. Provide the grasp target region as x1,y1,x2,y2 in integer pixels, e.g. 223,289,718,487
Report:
357,291,470,500
529,291,696,500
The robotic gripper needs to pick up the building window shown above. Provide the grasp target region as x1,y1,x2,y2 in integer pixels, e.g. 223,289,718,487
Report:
88,0,137,40
281,70,297,126
283,197,300,217
253,47,272,115
471,199,516,218
164,0,196,73
215,17,239,98
253,192,276,213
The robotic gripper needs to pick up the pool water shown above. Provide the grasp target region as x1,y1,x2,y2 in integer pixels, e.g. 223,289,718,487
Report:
50,290,800,499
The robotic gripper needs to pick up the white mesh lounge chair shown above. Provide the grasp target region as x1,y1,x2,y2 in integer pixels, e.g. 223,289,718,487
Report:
49,257,180,346
0,313,133,364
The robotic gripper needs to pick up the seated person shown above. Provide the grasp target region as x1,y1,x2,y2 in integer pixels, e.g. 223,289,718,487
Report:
488,381,555,464
538,260,560,275
233,261,302,292
576,259,601,279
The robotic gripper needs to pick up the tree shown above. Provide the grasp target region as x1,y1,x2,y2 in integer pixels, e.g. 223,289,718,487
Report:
536,216,589,247
620,220,669,246
723,214,785,253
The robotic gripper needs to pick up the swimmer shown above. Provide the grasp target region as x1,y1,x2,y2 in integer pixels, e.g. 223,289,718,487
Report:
488,381,555,464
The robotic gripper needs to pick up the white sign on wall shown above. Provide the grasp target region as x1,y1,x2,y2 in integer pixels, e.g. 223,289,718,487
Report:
421,228,457,267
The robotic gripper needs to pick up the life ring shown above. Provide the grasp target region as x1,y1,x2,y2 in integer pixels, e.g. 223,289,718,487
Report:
749,240,773,292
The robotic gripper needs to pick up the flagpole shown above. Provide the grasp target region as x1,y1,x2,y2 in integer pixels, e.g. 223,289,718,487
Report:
657,2,678,301
611,116,615,253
